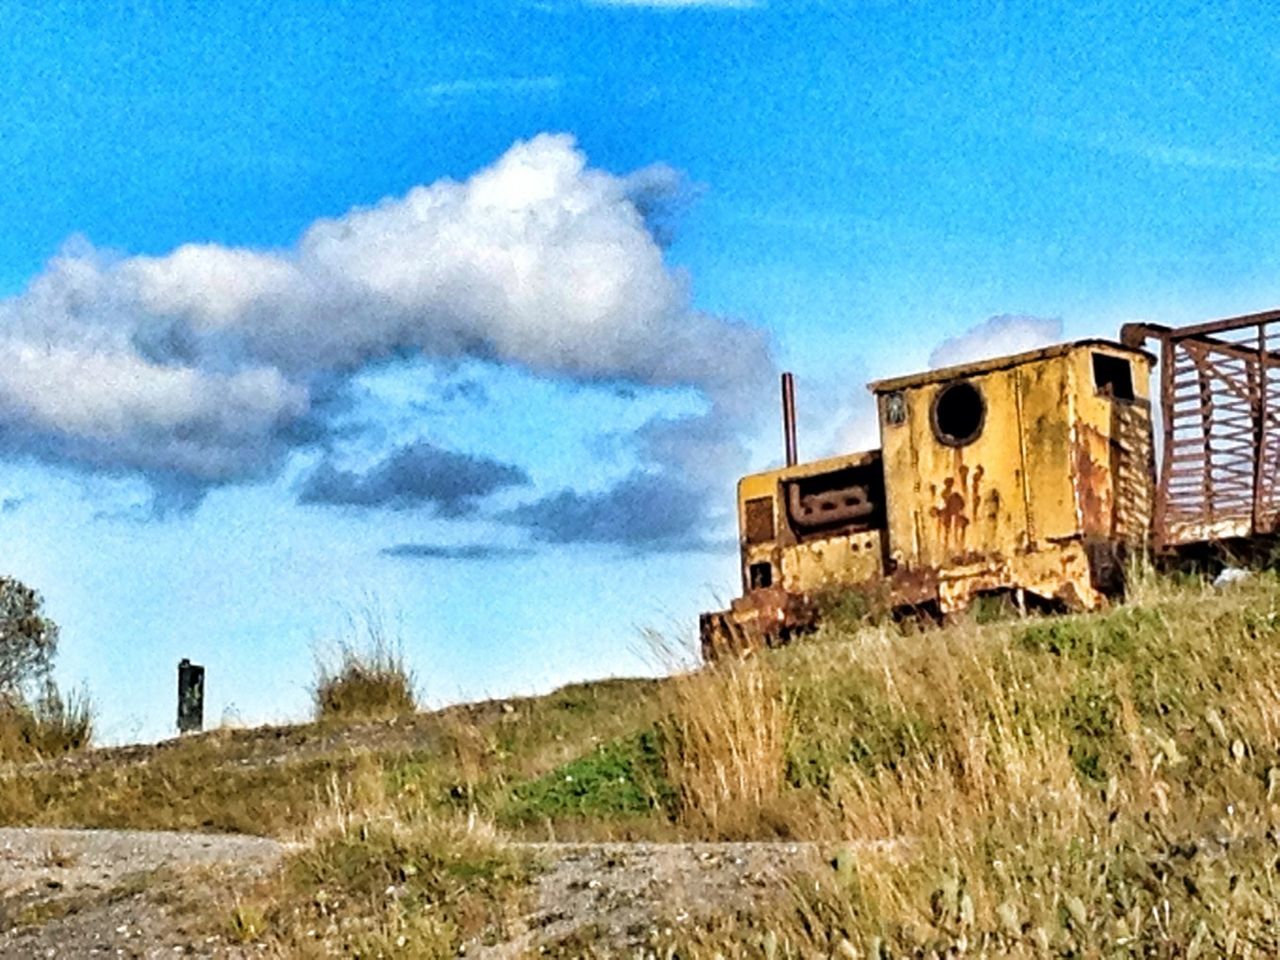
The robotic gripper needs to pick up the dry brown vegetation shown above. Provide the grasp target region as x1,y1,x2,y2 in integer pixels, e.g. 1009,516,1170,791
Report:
0,684,93,764
7,572,1280,955
660,653,789,837
312,607,418,722
667,572,1280,956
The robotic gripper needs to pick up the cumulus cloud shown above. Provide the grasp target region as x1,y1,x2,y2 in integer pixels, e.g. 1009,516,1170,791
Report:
928,314,1063,370
0,134,774,518
298,440,529,515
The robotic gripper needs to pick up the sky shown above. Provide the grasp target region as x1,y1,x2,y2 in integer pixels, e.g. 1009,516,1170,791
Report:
3,0,1280,742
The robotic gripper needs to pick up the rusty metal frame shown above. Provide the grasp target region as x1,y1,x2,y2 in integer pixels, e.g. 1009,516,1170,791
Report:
1123,309,1280,549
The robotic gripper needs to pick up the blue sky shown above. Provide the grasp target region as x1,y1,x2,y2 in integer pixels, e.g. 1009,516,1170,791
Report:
3,0,1280,741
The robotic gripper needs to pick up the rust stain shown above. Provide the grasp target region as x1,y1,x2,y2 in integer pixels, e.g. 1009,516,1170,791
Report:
1073,423,1110,537
703,335,1167,655
931,475,969,553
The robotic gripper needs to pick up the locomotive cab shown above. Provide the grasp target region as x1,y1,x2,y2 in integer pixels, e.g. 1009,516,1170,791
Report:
871,339,1155,614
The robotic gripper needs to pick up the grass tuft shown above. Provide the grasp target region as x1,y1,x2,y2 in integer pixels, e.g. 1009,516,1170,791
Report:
660,653,788,837
313,606,417,722
0,683,93,763
220,754,531,956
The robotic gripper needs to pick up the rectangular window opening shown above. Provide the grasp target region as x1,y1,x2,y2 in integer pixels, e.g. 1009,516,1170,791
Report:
1092,352,1135,401
743,496,776,544
749,562,773,589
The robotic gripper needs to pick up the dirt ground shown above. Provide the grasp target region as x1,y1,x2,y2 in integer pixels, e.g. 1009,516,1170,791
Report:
0,828,288,958
0,828,836,957
473,841,826,957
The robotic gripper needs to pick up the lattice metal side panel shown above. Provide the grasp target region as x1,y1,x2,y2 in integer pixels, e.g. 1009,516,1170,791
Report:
1153,315,1280,547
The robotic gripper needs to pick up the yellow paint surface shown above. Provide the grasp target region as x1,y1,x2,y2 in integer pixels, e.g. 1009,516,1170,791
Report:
712,339,1158,647
872,340,1154,611
735,451,885,596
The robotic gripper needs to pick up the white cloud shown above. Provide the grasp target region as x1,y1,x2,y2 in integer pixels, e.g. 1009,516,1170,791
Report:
413,75,564,103
0,134,774,510
928,313,1063,369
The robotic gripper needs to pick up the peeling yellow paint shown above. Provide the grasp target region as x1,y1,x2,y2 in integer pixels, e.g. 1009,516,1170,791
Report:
702,338,1156,657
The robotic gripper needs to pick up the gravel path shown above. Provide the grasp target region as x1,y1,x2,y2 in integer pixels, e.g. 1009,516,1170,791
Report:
0,828,290,958
0,828,889,957
473,841,830,956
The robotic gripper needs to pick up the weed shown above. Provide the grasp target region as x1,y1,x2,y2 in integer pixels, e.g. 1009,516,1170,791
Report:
236,808,531,956
313,606,416,722
812,585,893,632
503,729,673,824
0,683,93,763
660,654,788,837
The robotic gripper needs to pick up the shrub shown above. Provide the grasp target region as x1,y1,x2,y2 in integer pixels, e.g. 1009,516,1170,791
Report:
0,683,93,763
313,607,417,722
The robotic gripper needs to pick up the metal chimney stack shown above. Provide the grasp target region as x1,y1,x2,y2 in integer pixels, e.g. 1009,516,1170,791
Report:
781,372,798,467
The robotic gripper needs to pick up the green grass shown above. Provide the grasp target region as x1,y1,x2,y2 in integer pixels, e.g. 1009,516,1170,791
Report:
501,728,673,824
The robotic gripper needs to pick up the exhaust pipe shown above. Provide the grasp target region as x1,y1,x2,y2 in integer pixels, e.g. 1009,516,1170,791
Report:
781,372,797,467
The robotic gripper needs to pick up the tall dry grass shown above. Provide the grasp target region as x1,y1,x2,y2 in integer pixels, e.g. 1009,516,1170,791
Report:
313,605,417,722
660,653,789,836
0,683,93,763
667,575,1280,955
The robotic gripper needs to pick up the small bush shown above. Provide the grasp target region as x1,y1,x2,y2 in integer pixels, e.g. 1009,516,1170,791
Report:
313,607,417,722
0,683,93,763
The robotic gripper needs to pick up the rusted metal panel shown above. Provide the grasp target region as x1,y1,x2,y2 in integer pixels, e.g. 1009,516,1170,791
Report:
871,340,1154,613
1069,346,1155,547
1019,356,1080,542
878,365,1030,569
781,529,884,595
717,450,887,645
743,496,775,545
704,337,1160,655
1124,314,1280,548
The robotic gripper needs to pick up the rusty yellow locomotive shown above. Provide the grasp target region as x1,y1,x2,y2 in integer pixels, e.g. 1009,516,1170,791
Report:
701,308,1280,655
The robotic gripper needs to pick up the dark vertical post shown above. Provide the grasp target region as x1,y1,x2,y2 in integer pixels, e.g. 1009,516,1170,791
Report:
177,659,205,734
781,372,798,468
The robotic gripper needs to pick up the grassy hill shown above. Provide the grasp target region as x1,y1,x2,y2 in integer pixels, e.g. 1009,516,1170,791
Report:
4,570,1280,955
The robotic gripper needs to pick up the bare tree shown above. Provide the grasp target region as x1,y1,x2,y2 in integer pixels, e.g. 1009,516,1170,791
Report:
0,576,59,696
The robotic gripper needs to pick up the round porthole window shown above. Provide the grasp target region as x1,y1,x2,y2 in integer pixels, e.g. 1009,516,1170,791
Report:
931,380,985,446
